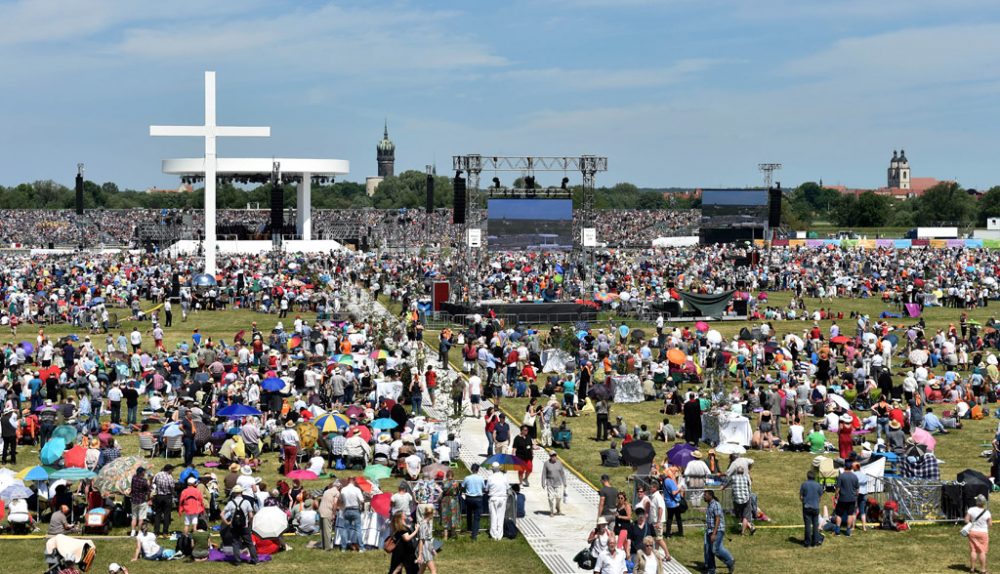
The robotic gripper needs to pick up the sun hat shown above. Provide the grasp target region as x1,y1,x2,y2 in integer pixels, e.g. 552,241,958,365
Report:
241,465,253,476
889,420,901,430
691,450,703,459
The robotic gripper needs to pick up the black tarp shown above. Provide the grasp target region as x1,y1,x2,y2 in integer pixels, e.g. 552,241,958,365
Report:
679,290,736,317
957,469,991,508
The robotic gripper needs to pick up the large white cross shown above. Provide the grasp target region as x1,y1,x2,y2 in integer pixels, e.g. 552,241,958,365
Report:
150,71,270,275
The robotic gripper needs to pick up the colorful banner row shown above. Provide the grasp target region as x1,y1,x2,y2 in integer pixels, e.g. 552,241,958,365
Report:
756,238,992,249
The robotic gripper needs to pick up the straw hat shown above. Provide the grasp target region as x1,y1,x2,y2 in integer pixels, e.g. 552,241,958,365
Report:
691,450,703,459
285,420,296,428
229,463,241,472
888,420,901,430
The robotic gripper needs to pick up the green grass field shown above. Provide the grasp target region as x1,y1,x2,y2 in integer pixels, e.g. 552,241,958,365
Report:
421,293,1000,574
0,307,546,574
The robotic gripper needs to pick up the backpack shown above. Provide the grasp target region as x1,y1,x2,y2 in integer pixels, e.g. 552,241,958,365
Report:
176,533,194,557
502,518,518,539
230,499,249,535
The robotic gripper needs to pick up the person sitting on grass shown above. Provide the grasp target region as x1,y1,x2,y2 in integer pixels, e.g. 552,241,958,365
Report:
601,441,621,467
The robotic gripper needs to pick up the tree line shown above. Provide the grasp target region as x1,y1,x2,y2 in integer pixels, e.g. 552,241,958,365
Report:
0,172,697,211
784,181,1000,229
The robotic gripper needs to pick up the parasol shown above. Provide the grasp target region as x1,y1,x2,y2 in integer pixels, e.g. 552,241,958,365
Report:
695,321,709,332
252,506,288,539
217,404,263,418
286,470,319,481
94,456,150,497
484,454,527,472
666,443,696,468
911,427,936,452
706,330,723,345
261,377,285,392
587,384,612,401
666,348,685,365
16,466,54,481
371,418,398,430
884,333,899,346
0,484,34,501
40,437,67,465
194,421,212,448
344,405,364,418
370,492,392,518
908,350,928,366
830,335,850,345
315,413,350,433
827,394,850,411
62,445,87,468
621,440,656,467
364,465,393,481
50,468,96,481
52,425,78,444
296,421,319,450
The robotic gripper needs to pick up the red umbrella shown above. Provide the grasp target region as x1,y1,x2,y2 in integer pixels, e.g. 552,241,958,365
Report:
345,405,364,418
371,493,391,518
830,335,850,345
63,444,87,468
349,426,372,442
286,470,319,480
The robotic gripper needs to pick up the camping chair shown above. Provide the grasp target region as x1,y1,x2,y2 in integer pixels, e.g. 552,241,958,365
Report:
138,433,159,458
813,456,839,487
163,435,183,458
876,452,900,477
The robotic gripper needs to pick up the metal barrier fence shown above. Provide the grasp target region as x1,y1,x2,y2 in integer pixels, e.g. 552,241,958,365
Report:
867,476,962,523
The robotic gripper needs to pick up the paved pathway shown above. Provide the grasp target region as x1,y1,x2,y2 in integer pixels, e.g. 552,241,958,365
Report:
360,292,690,573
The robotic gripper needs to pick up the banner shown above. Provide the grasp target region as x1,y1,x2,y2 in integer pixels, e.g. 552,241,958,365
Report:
679,290,736,317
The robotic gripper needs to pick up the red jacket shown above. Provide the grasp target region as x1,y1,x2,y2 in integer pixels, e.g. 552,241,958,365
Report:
178,486,205,516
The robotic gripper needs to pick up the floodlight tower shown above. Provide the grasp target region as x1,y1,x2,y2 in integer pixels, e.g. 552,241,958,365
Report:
758,163,782,189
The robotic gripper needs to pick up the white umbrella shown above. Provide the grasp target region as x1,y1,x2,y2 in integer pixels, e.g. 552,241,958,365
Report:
988,354,998,366
785,334,804,351
909,349,928,366
252,506,288,539
827,394,850,411
862,333,878,345
162,423,183,438
0,468,17,492
706,330,723,345
715,442,746,455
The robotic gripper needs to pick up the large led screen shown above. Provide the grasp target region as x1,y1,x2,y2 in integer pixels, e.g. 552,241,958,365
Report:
487,198,573,251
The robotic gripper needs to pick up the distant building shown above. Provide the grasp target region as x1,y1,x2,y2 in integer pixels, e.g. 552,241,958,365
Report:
832,149,946,199
367,121,395,196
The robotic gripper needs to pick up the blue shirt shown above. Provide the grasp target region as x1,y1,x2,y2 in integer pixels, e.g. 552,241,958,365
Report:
462,474,485,497
662,478,680,509
923,412,945,433
705,499,724,534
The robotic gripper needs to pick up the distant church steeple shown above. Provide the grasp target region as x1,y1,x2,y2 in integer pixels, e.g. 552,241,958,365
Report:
377,120,395,178
887,148,911,190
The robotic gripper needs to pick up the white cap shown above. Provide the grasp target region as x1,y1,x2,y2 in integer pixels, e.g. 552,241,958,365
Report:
108,563,122,573
491,462,500,470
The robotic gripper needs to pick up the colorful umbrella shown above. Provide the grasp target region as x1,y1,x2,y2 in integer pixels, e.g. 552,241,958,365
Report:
344,405,364,418
296,421,319,450
261,377,285,392
364,465,392,481
348,426,372,442
40,437,67,465
94,456,150,497
334,354,353,366
830,335,850,345
16,466,54,481
666,348,685,365
371,418,398,430
289,335,303,349
286,469,319,481
0,484,34,501
370,492,392,518
315,413,350,433
52,425,78,444
695,321,709,332
50,468,96,481
483,454,527,471
369,349,388,360
62,444,87,468
217,404,263,418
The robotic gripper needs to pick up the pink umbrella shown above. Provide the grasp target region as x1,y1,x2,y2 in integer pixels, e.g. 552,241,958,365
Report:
371,493,392,518
286,470,319,481
911,427,936,452
757,292,768,300
695,321,709,332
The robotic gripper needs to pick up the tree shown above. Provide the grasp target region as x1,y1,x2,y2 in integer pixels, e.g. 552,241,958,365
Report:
832,192,890,227
914,182,974,227
977,186,1000,225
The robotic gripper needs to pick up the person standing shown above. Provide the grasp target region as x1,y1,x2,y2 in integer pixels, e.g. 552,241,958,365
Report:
318,481,340,550
833,465,859,536
339,477,365,551
729,466,755,536
592,539,627,574
178,476,205,536
486,462,509,540
163,299,173,328
541,450,566,516
799,470,823,548
222,485,258,565
965,494,992,574
597,474,619,526
683,393,702,445
662,468,684,538
415,504,438,574
595,399,610,441
512,425,535,487
152,464,176,536
388,511,419,574
129,467,151,537
462,463,486,540
123,384,139,427
1,407,17,464
493,413,511,456
280,420,301,476
180,409,197,467
702,490,734,574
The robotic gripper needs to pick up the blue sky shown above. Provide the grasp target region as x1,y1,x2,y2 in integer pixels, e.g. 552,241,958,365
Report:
2,0,1000,191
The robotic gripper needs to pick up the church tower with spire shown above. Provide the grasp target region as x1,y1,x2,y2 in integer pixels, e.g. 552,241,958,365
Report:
377,121,395,178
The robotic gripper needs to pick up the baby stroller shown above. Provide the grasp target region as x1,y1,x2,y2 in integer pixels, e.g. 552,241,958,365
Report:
44,535,97,574
81,492,111,535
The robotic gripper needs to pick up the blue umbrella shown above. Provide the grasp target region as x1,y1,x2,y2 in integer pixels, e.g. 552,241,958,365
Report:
371,418,398,430
50,468,96,481
261,377,285,392
315,413,350,432
88,297,105,307
19,466,53,481
162,423,183,438
217,404,263,418
40,437,67,465
20,341,34,355
0,484,34,501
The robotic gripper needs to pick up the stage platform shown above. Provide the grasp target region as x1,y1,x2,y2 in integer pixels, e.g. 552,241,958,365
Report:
440,301,598,324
